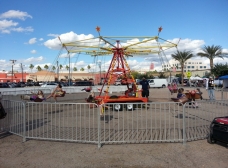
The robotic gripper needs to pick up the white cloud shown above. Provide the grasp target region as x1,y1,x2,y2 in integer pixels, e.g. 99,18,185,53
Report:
23,56,44,63
59,53,76,58
30,50,36,54
0,19,18,33
28,38,37,44
44,31,94,50
0,10,33,34
0,19,18,29
47,33,59,37
39,38,44,41
0,10,32,20
11,26,33,33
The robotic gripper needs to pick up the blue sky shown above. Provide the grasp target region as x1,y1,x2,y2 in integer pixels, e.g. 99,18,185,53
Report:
0,0,228,73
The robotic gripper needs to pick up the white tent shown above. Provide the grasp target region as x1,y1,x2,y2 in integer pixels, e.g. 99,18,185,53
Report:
190,76,203,81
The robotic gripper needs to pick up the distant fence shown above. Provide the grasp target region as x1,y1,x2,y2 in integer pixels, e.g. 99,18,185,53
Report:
1,99,228,148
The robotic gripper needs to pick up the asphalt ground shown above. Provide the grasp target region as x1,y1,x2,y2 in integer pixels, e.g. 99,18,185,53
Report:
1,87,228,168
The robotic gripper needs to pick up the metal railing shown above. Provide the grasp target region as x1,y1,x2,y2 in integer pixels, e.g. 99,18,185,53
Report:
1,99,228,148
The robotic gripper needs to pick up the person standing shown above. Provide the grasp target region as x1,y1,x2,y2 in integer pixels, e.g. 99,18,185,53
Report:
140,77,150,101
206,77,215,100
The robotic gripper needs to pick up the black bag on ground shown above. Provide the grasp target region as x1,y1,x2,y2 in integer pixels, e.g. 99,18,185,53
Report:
0,102,7,119
207,116,228,145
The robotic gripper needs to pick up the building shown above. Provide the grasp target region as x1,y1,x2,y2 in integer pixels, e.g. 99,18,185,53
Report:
0,71,29,83
162,59,208,72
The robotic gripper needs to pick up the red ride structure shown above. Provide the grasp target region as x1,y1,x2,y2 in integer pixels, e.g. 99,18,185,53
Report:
60,26,178,110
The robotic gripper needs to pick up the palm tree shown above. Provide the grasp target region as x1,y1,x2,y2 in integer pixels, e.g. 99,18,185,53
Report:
59,64,63,70
87,65,91,72
197,45,226,74
80,67,84,71
29,64,34,72
73,67,77,71
44,64,49,71
36,66,42,71
171,50,194,85
65,65,69,71
52,66,56,71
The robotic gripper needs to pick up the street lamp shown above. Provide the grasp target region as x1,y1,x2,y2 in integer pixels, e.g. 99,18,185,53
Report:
20,63,25,82
10,60,16,82
169,67,172,83
97,61,101,84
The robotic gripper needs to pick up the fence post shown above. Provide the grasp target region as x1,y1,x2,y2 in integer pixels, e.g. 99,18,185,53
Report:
182,103,186,145
97,104,101,149
22,102,26,142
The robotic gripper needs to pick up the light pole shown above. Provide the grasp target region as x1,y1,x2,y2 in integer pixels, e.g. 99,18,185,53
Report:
20,63,25,82
97,61,101,84
169,67,172,83
10,60,16,82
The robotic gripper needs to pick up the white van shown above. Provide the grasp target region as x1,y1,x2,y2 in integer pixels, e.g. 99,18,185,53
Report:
148,79,168,88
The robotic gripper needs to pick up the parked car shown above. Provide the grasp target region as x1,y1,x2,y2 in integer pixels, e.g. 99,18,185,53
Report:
34,82,40,86
26,82,34,87
15,82,26,87
73,81,94,86
0,83,10,88
41,83,58,88
8,83,17,88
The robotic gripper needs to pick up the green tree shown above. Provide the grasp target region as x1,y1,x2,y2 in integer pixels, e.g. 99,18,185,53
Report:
211,63,228,77
197,45,227,74
87,65,91,72
52,66,56,71
131,71,141,80
171,50,194,85
80,67,84,71
29,64,34,72
65,65,69,71
44,64,49,71
158,72,166,78
146,71,154,79
36,65,42,71
59,64,63,70
73,67,77,71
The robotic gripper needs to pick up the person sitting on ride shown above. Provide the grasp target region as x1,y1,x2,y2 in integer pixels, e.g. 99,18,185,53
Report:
21,90,45,101
196,88,203,100
81,85,92,92
46,84,64,102
177,88,185,99
86,91,95,102
171,88,188,104
167,84,173,94
172,82,178,93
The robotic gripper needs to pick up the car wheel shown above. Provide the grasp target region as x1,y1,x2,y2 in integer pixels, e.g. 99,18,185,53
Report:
114,104,123,111
126,104,133,111
162,84,166,88
207,133,216,144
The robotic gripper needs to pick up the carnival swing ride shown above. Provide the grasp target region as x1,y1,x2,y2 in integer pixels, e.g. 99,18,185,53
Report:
59,26,178,110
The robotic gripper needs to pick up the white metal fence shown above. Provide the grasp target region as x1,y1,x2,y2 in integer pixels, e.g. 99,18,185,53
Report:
1,99,228,148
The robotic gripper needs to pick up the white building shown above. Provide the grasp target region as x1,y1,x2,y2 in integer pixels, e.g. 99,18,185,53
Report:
162,59,208,72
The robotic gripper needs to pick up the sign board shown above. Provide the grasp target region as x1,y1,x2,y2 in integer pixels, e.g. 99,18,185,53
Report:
186,71,191,79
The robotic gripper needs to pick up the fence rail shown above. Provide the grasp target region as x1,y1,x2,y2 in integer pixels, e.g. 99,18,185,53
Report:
1,100,228,148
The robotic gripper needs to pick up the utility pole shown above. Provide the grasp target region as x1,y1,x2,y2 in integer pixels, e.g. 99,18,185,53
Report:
68,53,71,86
57,61,59,82
20,63,24,82
97,61,101,84
10,60,16,82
